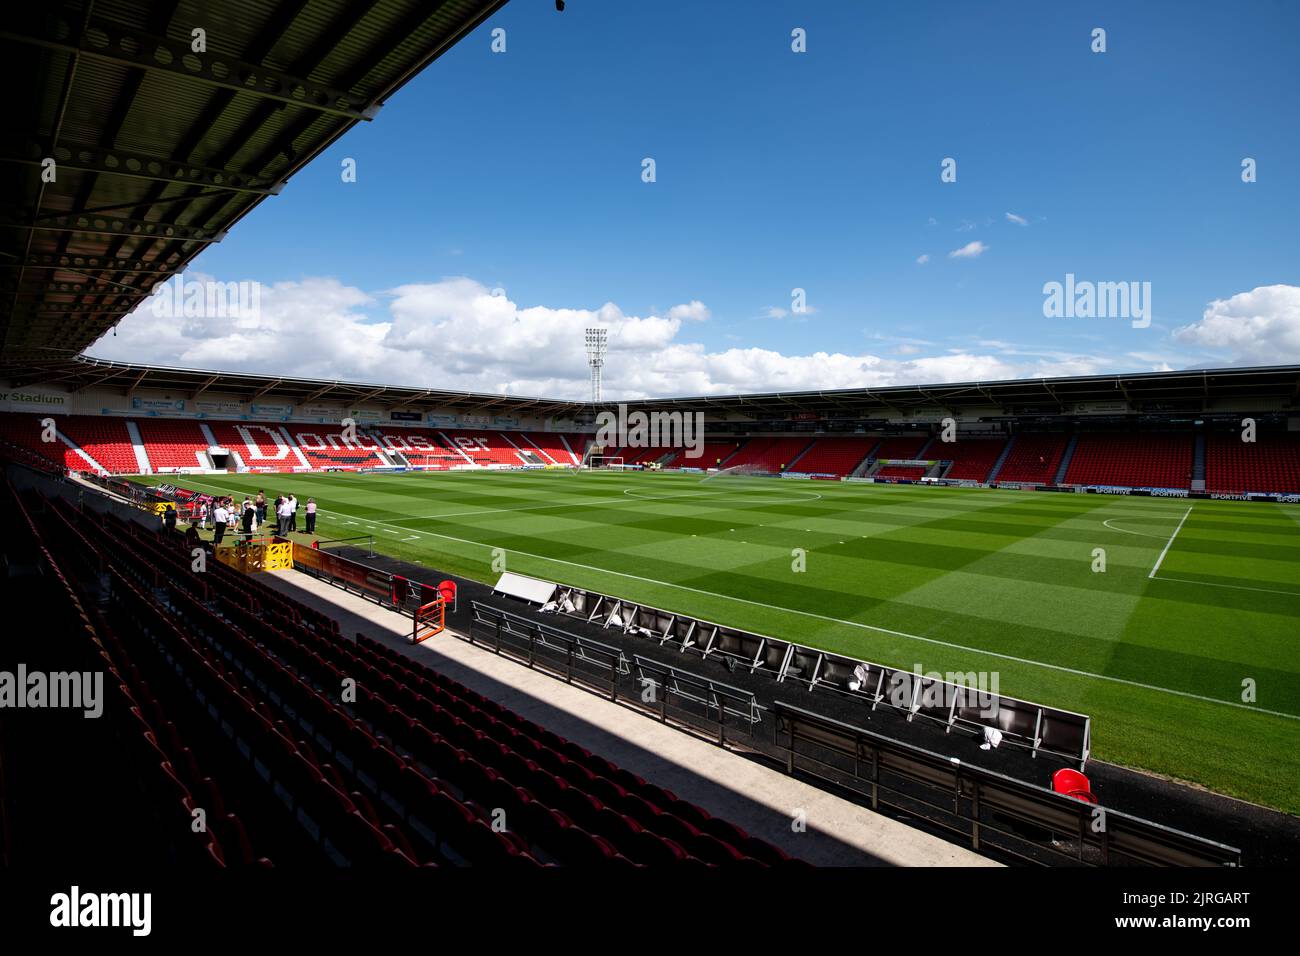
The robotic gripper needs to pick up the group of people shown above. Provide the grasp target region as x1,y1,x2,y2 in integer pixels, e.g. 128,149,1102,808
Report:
185,488,317,544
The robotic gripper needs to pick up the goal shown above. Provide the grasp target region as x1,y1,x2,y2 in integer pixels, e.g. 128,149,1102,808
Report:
585,456,626,470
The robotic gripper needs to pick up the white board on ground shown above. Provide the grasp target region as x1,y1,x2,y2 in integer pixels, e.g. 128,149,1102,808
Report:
493,571,558,605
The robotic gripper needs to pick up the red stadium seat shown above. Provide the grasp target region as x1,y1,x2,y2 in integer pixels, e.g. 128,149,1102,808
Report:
787,438,878,476
1065,432,1192,490
1051,768,1097,804
995,433,1070,484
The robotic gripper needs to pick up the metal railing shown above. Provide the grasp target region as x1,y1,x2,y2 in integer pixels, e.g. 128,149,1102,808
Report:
771,702,1240,867
465,599,1241,867
311,533,376,557
468,601,630,699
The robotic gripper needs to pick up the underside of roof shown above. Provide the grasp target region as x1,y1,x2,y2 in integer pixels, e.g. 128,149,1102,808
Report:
623,365,1300,417
5,4,1296,422
3,356,1297,420
1,0,507,362
1,355,591,417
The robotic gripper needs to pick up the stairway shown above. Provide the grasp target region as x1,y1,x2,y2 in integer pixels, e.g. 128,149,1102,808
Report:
1053,434,1079,484
1191,431,1206,491
849,439,882,478
782,438,820,472
124,419,152,474
986,435,1016,482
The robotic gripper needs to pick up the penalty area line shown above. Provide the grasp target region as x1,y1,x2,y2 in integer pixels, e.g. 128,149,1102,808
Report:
1149,505,1193,579
1151,575,1300,598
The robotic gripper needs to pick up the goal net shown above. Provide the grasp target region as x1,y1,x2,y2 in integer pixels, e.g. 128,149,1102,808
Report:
700,462,775,486
415,454,457,470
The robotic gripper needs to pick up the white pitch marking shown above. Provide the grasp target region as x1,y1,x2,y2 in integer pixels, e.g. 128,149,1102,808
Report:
1149,505,1193,579
158,477,1298,722
1153,575,1300,598
271,498,1299,723
1103,518,1173,539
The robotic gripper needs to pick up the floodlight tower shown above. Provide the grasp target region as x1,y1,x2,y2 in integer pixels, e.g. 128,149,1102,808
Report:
585,327,607,403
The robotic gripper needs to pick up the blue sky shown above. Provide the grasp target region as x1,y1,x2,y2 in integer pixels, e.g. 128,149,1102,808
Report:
96,0,1300,398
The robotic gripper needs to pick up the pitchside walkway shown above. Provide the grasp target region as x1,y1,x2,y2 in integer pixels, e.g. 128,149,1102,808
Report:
260,569,996,867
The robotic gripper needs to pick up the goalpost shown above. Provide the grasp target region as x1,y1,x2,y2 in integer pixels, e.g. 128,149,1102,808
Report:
578,444,626,471
701,462,774,483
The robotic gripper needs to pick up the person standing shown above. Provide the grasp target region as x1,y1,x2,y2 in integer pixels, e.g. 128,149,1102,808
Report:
162,505,177,535
277,496,292,536
213,500,228,544
288,494,298,532
197,500,208,530
255,489,267,527
305,497,317,534
241,499,255,540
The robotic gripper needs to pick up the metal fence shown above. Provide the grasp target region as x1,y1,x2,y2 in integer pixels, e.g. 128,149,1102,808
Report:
466,600,1241,868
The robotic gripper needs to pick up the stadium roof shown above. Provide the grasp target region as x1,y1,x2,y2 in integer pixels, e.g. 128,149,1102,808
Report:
1,355,590,416
4,356,1297,419
1,0,507,363
625,365,1300,416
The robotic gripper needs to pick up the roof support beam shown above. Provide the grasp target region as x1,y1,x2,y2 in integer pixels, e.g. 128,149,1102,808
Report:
190,374,221,399
2,140,284,195
32,189,236,221
0,208,224,244
300,383,340,404
126,367,151,394
0,17,381,121
0,279,140,297
0,255,178,274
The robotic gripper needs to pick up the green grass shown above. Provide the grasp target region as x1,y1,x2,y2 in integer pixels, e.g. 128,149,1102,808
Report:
134,469,1300,815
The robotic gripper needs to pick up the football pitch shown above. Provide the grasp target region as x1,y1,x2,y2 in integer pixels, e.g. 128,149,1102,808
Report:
138,469,1300,815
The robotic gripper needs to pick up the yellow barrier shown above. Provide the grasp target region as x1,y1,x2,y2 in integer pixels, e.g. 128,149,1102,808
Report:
215,538,295,573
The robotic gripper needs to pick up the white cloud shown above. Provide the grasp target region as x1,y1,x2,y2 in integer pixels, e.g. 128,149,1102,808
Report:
948,241,988,259
1172,284,1300,364
761,306,788,319
916,254,930,265
89,272,1194,400
666,300,710,322
1005,212,1028,226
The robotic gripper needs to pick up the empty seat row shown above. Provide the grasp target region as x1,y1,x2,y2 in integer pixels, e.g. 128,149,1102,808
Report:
21,490,799,866
787,438,878,476
1064,433,1192,489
